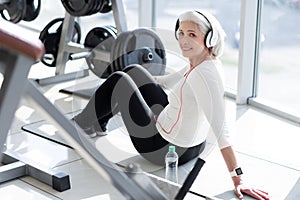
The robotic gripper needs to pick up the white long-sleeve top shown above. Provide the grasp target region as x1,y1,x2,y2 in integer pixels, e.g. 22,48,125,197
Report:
155,59,233,149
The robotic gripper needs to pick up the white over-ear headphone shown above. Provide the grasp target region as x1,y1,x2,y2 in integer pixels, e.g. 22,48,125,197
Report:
175,10,219,48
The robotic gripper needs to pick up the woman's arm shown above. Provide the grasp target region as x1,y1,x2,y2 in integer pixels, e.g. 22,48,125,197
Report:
221,146,270,200
220,146,241,186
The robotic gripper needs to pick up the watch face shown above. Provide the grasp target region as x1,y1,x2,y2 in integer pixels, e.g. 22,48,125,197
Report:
236,168,243,175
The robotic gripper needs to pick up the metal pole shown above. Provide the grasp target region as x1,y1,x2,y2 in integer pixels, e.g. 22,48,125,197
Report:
55,12,76,75
112,0,128,33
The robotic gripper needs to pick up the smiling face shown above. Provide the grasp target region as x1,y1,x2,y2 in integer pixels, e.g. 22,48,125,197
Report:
177,20,211,67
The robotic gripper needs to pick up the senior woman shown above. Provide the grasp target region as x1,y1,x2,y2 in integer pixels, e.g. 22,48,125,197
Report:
74,10,269,200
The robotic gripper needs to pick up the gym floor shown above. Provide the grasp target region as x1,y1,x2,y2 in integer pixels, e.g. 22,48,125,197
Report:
0,55,299,200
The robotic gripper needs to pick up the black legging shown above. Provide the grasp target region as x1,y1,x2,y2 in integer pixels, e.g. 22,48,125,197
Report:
74,64,205,165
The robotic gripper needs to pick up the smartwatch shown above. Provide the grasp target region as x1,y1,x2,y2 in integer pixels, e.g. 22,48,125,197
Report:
230,167,243,177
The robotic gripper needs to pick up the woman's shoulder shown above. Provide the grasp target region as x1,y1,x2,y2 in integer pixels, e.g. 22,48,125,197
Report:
194,60,220,76
199,59,221,69
194,59,225,85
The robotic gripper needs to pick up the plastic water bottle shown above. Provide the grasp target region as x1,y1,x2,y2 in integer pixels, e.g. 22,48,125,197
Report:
165,146,178,183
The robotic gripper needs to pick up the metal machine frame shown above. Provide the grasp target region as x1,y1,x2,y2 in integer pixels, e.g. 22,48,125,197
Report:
0,19,169,199
0,0,211,198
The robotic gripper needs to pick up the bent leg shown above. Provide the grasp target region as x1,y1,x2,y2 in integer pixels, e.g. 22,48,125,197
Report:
106,72,170,164
74,65,168,128
122,64,168,115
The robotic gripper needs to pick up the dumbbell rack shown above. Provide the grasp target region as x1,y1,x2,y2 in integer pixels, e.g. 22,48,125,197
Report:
36,0,128,85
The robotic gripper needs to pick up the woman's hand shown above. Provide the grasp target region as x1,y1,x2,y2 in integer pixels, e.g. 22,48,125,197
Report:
233,177,270,200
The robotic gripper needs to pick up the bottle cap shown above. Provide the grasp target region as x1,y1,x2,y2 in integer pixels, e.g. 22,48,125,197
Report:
169,146,175,152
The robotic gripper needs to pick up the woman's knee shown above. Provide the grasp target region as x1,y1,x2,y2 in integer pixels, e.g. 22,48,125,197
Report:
122,64,155,87
110,70,127,79
110,70,136,84
103,71,136,95
107,71,138,97
123,64,152,78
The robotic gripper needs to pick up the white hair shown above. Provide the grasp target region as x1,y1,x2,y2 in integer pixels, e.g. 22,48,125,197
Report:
178,10,226,57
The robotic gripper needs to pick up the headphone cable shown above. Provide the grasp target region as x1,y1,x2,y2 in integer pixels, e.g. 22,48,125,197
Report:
155,66,196,134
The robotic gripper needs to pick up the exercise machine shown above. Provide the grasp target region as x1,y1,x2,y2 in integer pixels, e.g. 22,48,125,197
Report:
0,20,210,199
